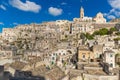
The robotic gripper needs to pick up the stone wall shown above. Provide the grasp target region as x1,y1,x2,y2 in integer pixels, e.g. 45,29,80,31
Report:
93,23,116,30
83,73,118,80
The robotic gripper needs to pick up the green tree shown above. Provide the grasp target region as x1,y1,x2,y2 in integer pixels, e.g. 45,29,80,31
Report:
108,27,117,35
85,33,94,40
92,30,100,36
115,32,120,36
99,28,108,35
92,28,109,36
110,27,117,32
114,37,120,41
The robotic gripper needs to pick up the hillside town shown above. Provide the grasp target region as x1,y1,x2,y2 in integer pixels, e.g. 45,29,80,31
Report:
0,7,120,80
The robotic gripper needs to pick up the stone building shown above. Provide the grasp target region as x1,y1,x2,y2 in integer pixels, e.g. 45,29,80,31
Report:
2,28,20,42
103,50,115,68
55,20,71,33
24,50,43,60
73,7,92,23
93,45,103,58
49,49,73,65
78,46,94,62
93,12,106,23
0,46,13,59
72,22,94,34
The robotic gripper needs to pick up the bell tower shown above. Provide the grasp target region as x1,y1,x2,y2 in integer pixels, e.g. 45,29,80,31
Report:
80,6,84,19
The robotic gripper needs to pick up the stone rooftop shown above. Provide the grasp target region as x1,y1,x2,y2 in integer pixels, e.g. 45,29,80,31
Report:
86,69,107,75
78,46,90,51
45,66,65,80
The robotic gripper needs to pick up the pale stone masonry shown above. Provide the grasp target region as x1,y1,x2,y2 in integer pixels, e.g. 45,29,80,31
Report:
0,6,120,80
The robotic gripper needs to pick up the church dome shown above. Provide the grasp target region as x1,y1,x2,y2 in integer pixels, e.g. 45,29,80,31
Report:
96,12,104,18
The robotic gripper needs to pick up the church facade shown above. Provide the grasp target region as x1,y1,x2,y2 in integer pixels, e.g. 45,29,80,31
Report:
73,7,106,23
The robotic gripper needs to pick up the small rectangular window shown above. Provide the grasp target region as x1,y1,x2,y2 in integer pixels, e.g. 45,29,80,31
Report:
110,54,113,57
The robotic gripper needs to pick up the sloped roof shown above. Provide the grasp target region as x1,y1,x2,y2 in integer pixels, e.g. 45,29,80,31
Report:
45,66,65,80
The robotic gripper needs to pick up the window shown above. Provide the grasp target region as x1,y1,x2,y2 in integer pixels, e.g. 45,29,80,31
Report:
110,63,113,67
59,53,61,55
83,55,85,58
52,57,55,60
82,54,85,58
110,54,113,57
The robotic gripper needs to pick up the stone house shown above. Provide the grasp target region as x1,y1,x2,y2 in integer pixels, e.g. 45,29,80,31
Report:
103,50,115,68
24,50,43,61
2,28,19,42
0,48,13,59
93,45,103,58
78,46,94,62
72,22,94,34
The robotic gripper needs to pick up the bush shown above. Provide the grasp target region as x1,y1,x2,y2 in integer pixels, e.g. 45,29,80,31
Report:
85,33,94,40
92,31,100,36
108,27,117,35
99,28,108,35
115,32,120,35
110,27,117,32
92,28,109,36
114,37,120,41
